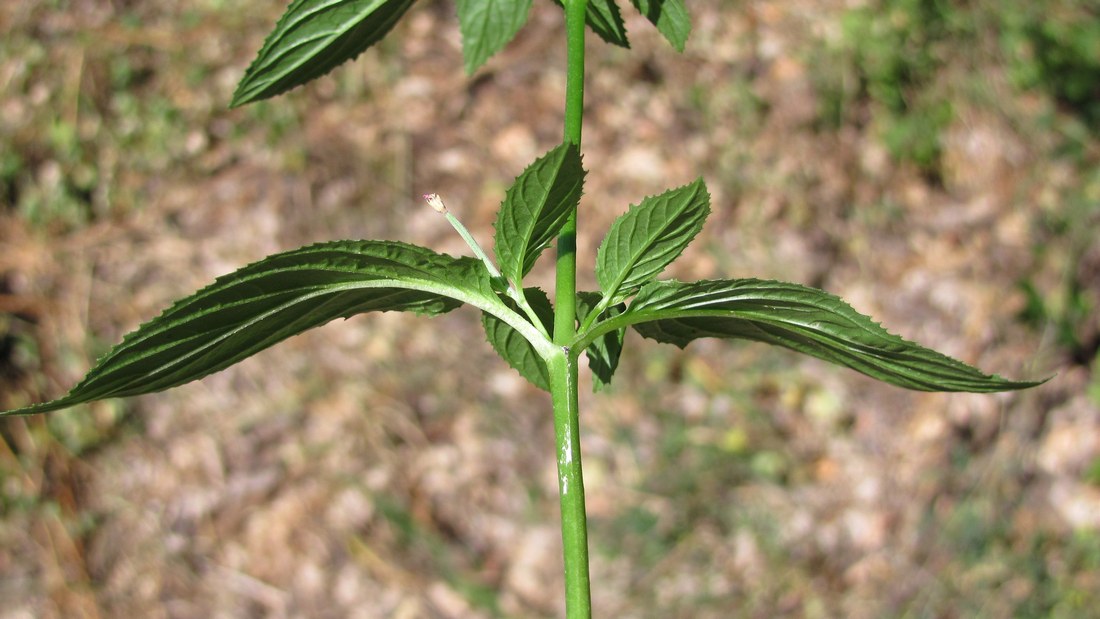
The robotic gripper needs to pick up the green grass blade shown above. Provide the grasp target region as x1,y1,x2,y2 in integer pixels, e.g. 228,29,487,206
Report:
595,178,709,307
231,0,414,107
456,0,533,74
616,279,1045,393
494,143,586,289
2,241,534,416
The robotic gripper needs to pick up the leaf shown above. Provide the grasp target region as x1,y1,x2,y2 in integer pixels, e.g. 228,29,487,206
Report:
494,143,586,288
456,0,532,74
583,0,631,47
630,0,691,52
2,241,528,416
577,292,625,391
483,288,554,390
551,0,630,47
231,0,415,107
624,279,1044,393
596,178,709,306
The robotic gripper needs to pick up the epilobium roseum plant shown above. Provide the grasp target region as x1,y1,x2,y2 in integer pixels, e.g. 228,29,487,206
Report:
3,1,1044,617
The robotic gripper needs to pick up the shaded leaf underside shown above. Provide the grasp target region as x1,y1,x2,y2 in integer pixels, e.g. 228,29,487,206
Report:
577,291,626,391
483,287,554,390
552,0,630,47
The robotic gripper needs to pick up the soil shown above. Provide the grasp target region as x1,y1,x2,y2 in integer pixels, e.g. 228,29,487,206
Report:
1,1,1097,618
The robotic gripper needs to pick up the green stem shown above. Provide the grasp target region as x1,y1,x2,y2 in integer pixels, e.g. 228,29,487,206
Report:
552,2,592,619
561,2,586,148
548,349,591,619
554,0,585,344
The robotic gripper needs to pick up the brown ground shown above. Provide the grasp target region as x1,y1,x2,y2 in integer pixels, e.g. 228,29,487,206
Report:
1,1,1098,618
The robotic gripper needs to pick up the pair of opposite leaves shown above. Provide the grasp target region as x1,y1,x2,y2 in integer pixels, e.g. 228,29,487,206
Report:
3,142,1040,417
230,0,692,107
2,0,1042,415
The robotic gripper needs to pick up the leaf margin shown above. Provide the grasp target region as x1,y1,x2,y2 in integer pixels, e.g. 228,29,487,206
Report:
575,278,1045,393
595,177,710,308
231,0,415,107
456,0,533,74
630,0,691,52
3,240,551,416
493,142,586,289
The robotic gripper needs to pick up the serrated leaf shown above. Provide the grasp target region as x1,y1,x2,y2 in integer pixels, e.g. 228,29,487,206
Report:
630,0,691,52
596,178,709,306
231,0,415,107
577,292,625,391
2,241,528,416
552,0,630,47
494,143,585,288
624,279,1044,393
483,287,554,390
456,0,532,74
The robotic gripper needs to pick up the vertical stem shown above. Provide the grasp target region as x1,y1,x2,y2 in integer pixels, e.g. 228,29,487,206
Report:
561,0,586,148
548,350,591,619
552,2,591,619
554,0,586,343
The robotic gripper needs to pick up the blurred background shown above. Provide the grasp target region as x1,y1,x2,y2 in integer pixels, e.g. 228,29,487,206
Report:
1,1,1098,617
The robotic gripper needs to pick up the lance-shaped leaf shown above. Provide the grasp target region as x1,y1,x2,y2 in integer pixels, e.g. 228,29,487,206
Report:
630,0,691,52
456,0,532,74
483,287,554,390
231,0,415,107
494,143,585,287
596,178,709,306
619,279,1043,393
577,292,626,391
551,0,630,48
2,241,539,417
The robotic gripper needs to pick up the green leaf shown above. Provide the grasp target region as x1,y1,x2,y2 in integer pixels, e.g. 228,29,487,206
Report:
456,0,532,74
577,292,625,391
551,0,630,47
231,0,415,107
483,287,554,390
2,241,537,416
630,0,691,52
584,0,630,47
494,143,586,288
596,178,709,306
623,279,1044,393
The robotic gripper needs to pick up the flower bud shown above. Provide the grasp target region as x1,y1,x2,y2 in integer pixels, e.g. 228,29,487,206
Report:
423,193,447,214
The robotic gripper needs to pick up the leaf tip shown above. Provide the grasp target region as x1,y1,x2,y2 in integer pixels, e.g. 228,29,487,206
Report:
462,60,481,76
227,82,253,109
